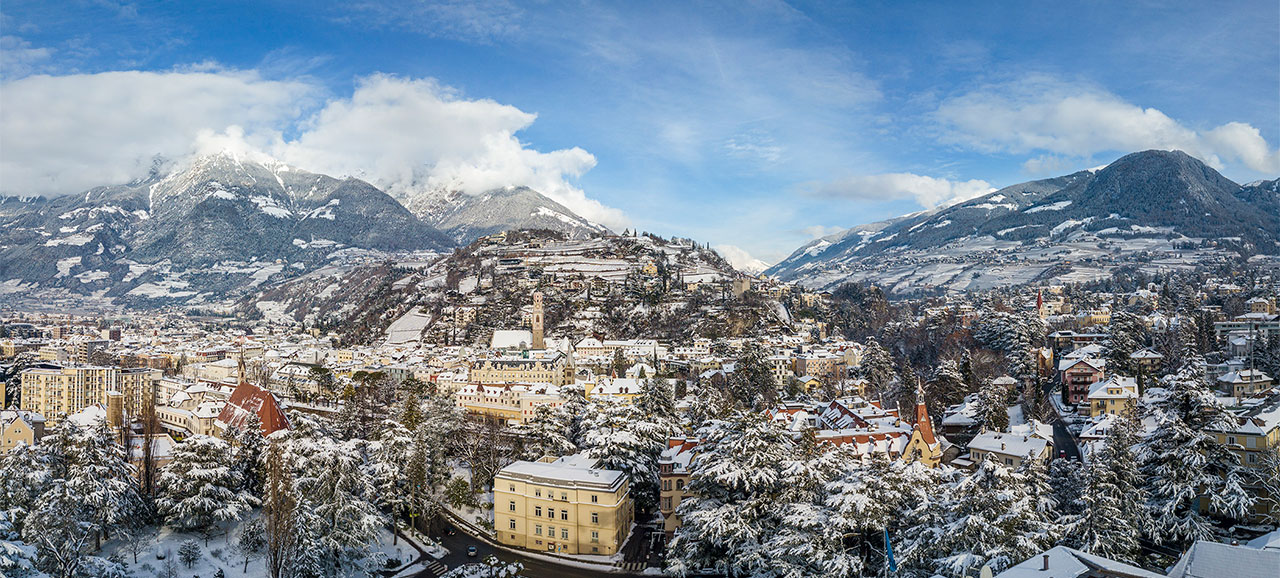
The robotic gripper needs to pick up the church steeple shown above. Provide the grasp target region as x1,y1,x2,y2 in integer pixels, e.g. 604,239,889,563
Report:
914,381,937,446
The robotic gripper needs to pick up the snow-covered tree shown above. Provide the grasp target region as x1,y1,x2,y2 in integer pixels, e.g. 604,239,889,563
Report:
72,421,143,550
232,414,267,499
555,385,594,448
441,555,523,577
725,342,776,410
157,435,254,539
1047,457,1085,519
973,378,1011,432
297,440,384,573
668,413,793,577
913,456,1054,577
1140,360,1254,548
1068,412,1148,563
520,405,576,461
860,338,897,396
1105,311,1148,377
584,400,668,515
178,539,201,568
636,377,677,423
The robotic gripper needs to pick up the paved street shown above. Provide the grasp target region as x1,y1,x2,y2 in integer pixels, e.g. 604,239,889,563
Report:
409,527,648,578
1042,383,1082,460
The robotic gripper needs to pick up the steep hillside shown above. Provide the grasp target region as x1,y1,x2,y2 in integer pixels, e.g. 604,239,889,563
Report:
404,186,610,244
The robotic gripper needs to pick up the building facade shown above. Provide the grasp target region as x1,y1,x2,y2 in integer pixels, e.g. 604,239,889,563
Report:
494,454,633,555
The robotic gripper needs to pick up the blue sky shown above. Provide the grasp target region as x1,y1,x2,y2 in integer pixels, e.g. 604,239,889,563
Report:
2,1,1277,266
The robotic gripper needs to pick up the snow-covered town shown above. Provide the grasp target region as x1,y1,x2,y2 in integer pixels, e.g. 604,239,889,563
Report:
4,255,1280,577
4,2,1280,577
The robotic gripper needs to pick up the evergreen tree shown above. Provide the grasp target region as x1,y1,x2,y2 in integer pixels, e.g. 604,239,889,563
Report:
71,420,143,550
1106,311,1148,376
1047,458,1085,519
1140,360,1254,548
555,385,594,447
299,441,384,573
157,435,254,539
636,377,677,423
973,379,1011,432
668,413,792,577
916,456,1053,577
584,401,667,515
178,539,201,568
233,414,267,499
1068,412,1148,564
860,338,897,398
725,342,776,410
520,405,576,461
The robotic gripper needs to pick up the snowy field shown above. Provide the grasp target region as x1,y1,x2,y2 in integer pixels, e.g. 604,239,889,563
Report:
98,514,438,578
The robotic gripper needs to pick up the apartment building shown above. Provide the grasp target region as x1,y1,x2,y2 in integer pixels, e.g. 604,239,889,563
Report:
469,351,571,386
21,364,117,425
455,383,563,424
494,453,633,555
658,437,698,539
1087,376,1138,417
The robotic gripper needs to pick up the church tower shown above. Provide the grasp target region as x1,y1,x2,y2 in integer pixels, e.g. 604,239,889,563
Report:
532,292,545,350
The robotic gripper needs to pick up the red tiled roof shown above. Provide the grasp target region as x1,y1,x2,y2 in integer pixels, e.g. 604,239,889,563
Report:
216,380,290,436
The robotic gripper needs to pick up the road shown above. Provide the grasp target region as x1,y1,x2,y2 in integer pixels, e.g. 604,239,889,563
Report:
1042,382,1081,460
409,527,648,578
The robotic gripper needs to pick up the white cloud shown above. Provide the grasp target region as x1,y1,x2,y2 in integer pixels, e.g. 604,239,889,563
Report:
276,75,624,228
801,225,846,239
0,36,52,78
938,75,1280,174
713,244,771,274
0,69,625,228
0,69,312,195
804,173,994,208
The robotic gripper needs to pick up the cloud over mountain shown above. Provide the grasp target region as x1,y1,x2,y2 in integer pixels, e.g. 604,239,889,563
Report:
0,68,624,228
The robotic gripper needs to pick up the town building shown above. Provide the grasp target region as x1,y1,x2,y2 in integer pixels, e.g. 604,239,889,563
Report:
1087,376,1138,417
1216,369,1274,399
1,409,46,451
658,437,698,539
493,453,634,556
469,351,571,386
455,382,563,424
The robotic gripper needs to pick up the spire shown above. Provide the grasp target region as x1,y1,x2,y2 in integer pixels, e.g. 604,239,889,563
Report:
913,379,937,446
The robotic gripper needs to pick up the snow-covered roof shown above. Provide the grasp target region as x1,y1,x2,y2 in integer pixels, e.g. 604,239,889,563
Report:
496,452,626,490
1087,376,1137,400
968,431,1049,458
1167,540,1280,578
491,330,534,350
995,545,1164,578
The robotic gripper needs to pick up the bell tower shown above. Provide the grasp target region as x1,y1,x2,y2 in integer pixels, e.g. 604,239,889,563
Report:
532,292,546,350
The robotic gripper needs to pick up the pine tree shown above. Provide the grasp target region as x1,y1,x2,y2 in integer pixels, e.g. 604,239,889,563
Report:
860,338,897,398
919,456,1053,577
1106,311,1148,377
1068,412,1148,563
636,377,677,423
300,440,384,573
725,342,776,410
178,539,201,568
71,420,143,550
157,435,254,539
262,444,297,578
584,401,666,515
555,385,594,447
520,405,576,461
668,413,793,577
233,414,267,499
973,378,1011,432
1047,457,1085,519
1140,360,1254,548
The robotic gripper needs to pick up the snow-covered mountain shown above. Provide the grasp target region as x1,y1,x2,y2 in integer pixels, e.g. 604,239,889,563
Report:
401,186,611,245
767,150,1280,294
0,152,451,304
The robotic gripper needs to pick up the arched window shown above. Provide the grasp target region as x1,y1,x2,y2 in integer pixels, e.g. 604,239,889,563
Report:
676,479,685,491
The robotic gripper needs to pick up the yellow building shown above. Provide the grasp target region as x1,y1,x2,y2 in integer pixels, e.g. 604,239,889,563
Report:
454,383,563,424
965,430,1052,469
1087,376,1138,417
1212,398,1280,520
494,453,633,555
658,438,698,538
1,410,46,452
469,351,570,386
20,364,117,425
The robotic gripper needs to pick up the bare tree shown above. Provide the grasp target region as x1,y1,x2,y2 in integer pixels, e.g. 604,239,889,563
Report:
121,524,157,564
262,444,297,578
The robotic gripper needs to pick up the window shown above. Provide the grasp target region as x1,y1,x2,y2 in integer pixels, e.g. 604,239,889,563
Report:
662,479,671,491
676,479,684,491
535,525,542,535
1248,453,1259,464
591,495,598,503
592,546,599,553
662,497,672,510
509,501,516,512
558,510,566,520
548,508,554,518
1248,437,1258,449
591,531,599,543
548,526,555,537
535,489,541,497
535,506,542,517
1004,458,1013,466
591,512,599,524
561,492,568,501
509,519,516,530
509,485,515,492
1228,436,1237,446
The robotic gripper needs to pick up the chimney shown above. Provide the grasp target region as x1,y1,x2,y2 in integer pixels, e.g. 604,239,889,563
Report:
1042,554,1049,571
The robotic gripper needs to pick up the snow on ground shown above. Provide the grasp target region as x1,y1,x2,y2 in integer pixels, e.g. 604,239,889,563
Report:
255,300,294,325
75,270,110,283
55,256,82,277
386,307,432,345
127,279,196,299
1024,200,1072,213
247,263,285,287
99,517,423,578
46,234,97,248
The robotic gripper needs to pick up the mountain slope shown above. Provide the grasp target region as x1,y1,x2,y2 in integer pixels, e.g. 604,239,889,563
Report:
0,152,452,304
768,150,1280,293
402,186,610,244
